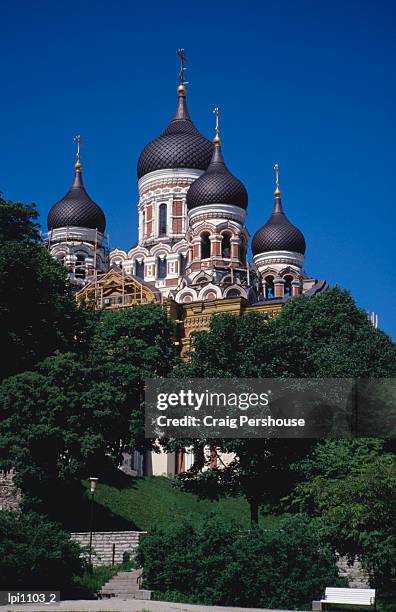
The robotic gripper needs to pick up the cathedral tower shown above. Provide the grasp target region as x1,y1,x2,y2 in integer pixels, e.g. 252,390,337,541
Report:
175,108,250,303
46,136,109,287
252,165,321,299
110,50,213,297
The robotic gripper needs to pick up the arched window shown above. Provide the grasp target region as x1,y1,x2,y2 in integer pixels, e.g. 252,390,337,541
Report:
135,260,144,279
159,204,167,236
284,275,293,298
142,210,146,238
157,256,167,279
221,233,231,258
227,289,241,298
75,254,85,279
180,253,187,275
201,233,211,259
265,275,275,300
182,294,193,303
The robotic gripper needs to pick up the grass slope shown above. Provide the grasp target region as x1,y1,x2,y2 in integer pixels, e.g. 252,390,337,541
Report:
79,473,278,532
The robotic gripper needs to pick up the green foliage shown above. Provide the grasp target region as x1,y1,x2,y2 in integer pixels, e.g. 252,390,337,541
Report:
0,198,41,243
296,451,396,606
0,352,121,509
136,513,344,609
0,304,176,509
174,288,396,522
270,287,396,377
0,198,87,380
0,510,85,591
178,287,396,378
89,305,175,450
293,438,386,482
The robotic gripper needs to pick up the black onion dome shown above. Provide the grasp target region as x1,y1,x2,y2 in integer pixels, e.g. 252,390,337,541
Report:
47,167,106,233
186,141,248,210
252,194,305,255
137,88,214,179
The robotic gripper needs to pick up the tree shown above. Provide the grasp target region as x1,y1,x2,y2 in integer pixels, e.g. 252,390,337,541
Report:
296,453,396,607
174,288,396,523
0,198,87,380
0,352,121,510
88,304,176,452
0,510,85,591
0,197,41,242
0,304,176,510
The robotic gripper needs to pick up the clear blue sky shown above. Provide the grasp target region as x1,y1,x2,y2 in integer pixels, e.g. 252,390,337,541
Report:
2,0,395,338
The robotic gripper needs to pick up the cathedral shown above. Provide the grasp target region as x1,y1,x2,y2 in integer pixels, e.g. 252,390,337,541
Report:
44,53,329,475
45,54,327,362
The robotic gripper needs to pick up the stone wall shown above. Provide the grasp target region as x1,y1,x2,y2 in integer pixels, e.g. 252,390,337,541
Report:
0,470,21,511
71,531,145,566
336,554,369,588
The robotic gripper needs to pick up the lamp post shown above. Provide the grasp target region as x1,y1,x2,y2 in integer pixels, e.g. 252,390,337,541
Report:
88,477,98,568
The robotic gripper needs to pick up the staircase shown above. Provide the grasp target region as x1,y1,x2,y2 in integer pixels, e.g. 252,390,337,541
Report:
71,531,144,566
99,569,152,600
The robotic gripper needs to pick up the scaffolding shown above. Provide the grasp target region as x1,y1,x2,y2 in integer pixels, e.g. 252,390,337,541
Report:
76,269,157,310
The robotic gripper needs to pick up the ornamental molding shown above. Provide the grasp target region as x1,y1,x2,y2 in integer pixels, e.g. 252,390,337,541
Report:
138,168,203,194
188,204,246,225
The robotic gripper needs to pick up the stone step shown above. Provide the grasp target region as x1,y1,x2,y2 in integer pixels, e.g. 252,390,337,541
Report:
100,591,151,601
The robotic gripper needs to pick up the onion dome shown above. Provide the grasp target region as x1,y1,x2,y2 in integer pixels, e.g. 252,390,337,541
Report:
252,165,305,255
186,112,248,211
47,137,106,233
137,84,214,179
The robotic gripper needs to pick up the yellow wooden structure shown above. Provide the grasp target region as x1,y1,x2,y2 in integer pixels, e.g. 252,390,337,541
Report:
76,269,158,310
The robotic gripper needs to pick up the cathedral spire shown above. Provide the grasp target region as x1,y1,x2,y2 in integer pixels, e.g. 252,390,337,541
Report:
74,134,82,171
273,163,283,213
213,106,221,145
71,135,84,189
177,48,188,87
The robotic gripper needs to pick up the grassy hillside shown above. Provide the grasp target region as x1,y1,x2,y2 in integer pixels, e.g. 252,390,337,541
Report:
52,471,279,532
83,475,263,530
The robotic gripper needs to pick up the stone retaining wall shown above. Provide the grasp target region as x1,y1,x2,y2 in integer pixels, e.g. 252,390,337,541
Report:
71,531,145,566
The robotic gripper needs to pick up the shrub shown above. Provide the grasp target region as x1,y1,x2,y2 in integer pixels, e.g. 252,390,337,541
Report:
136,513,345,609
0,511,85,593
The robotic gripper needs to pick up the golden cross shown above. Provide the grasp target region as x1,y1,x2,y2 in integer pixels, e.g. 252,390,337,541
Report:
74,135,82,165
213,107,220,136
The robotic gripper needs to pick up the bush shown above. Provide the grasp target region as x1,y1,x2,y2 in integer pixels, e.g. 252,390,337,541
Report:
0,511,85,593
136,513,345,609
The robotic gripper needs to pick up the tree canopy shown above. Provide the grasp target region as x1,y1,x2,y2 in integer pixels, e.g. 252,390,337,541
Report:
174,287,396,522
0,198,87,380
